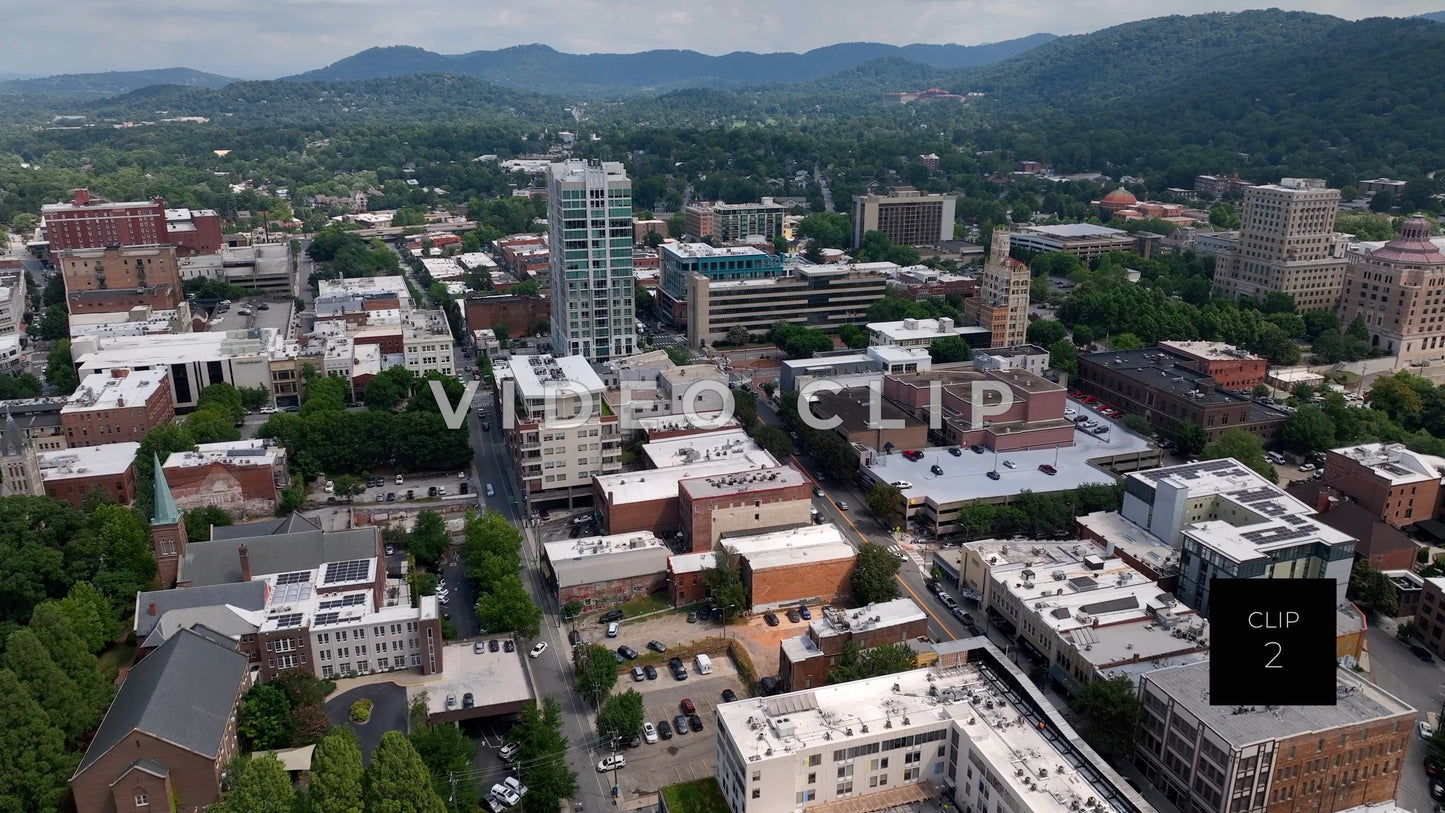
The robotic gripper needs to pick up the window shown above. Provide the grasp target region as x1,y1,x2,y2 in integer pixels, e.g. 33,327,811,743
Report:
135,792,149,807
808,754,821,767
751,790,761,800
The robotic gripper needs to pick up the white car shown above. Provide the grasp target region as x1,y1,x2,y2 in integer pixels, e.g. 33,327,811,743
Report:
395,474,405,485
1421,721,1434,740
445,694,457,709
259,405,278,414
529,642,548,658
324,480,335,493
1002,460,1017,469
643,722,659,744
1299,463,1316,472
499,742,521,761
890,481,913,490
597,755,626,772
502,777,527,799
490,784,521,807
1064,407,1077,416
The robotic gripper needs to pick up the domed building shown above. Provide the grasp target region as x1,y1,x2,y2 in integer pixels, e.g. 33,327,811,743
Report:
1096,187,1139,216
1339,217,1445,363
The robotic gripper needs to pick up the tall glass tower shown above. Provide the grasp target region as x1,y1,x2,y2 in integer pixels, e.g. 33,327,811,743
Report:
548,160,636,362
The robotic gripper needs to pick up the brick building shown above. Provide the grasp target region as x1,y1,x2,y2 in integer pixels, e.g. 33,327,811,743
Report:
884,366,1074,452
164,207,223,256
39,441,139,507
777,598,929,691
1320,442,1445,529
1076,347,1288,441
59,243,183,315
1157,340,1268,391
60,369,175,448
593,449,779,543
807,387,928,452
1286,481,1420,572
162,440,288,518
679,465,812,551
70,628,250,813
42,190,168,256
667,525,855,611
1415,577,1445,658
464,293,550,337
541,532,671,609
1136,663,1414,813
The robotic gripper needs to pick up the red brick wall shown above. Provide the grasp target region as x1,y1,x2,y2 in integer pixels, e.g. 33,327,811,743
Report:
1264,716,1412,813
558,572,668,608
743,556,853,611
71,727,230,813
597,483,678,537
670,568,708,606
683,481,814,554
67,286,181,314
353,331,404,356
46,199,168,255
1196,357,1267,390
162,461,280,517
1325,452,1443,528
171,212,223,256
43,466,137,508
465,295,550,336
61,378,175,447
60,245,181,292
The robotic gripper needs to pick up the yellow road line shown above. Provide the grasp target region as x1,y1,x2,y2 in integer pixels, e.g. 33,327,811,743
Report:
894,572,956,642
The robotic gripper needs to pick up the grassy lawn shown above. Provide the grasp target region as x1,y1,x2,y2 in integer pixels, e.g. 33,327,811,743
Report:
614,592,671,618
98,643,137,683
661,778,729,813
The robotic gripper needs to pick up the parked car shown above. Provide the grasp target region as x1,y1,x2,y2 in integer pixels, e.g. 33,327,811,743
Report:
445,694,457,709
499,742,521,761
490,639,500,652
463,693,474,709
607,621,619,638
931,464,944,475
1002,460,1017,469
503,640,515,653
799,605,812,620
973,445,987,454
618,645,638,660
597,755,626,772
1421,721,1435,740
568,630,582,646
643,665,658,680
1038,464,1057,476
647,640,667,653
686,611,698,623
987,470,1002,480
680,698,696,715
1412,645,1434,662
673,715,690,735
643,722,658,744
763,612,780,626
688,714,703,732
474,641,486,654
657,720,673,739
632,666,646,682
948,447,963,456
722,689,739,702
786,609,801,623
759,676,781,695
891,480,913,489
600,610,625,624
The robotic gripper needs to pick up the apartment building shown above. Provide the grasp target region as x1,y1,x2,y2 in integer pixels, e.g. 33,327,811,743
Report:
1338,218,1445,364
685,263,889,348
1076,347,1288,441
39,442,140,507
547,160,636,362
1120,459,1356,612
41,189,220,260
60,368,175,448
962,231,1031,347
657,242,782,325
0,268,27,337
1411,577,1445,658
59,243,184,315
498,354,621,501
851,189,957,248
684,199,785,242
972,344,1051,378
776,598,927,691
1212,179,1349,311
680,465,813,551
1137,663,1414,813
716,653,1150,813
1319,442,1445,529
72,329,283,409
594,447,779,545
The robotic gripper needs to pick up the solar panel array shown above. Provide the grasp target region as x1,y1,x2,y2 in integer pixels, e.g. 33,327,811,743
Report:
272,613,303,628
323,559,370,584
273,578,312,605
313,612,340,626
1138,459,1238,483
277,571,310,584
1240,526,1315,546
318,594,367,610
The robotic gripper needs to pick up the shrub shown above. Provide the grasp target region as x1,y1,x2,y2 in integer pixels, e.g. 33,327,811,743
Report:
350,699,374,723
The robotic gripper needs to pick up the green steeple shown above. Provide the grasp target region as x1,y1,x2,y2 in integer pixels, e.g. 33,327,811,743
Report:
152,453,180,526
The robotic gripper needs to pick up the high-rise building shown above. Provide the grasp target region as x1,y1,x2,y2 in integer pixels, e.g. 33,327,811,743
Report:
40,189,221,260
963,230,1029,347
683,199,785,242
851,188,956,248
656,243,782,325
547,161,636,362
1212,179,1350,311
1338,217,1445,364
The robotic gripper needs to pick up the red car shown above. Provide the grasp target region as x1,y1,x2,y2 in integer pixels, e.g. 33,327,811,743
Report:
680,698,696,715
1038,464,1057,476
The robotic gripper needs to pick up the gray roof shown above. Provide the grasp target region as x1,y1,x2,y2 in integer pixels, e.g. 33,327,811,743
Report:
210,511,322,540
116,759,170,782
182,526,378,587
134,580,267,639
75,628,249,777
547,545,670,589
143,605,262,649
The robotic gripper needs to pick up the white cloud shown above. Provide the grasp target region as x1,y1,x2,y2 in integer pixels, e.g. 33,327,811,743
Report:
7,0,1442,78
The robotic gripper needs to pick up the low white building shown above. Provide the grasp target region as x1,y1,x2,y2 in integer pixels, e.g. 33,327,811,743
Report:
72,330,281,409
866,316,990,349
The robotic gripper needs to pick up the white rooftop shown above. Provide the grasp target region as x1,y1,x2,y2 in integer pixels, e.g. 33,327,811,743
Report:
596,451,778,505
1157,340,1262,362
62,369,168,413
807,597,925,638
745,540,855,571
661,242,772,260
456,252,497,269
497,354,605,399
1330,442,1445,486
40,441,140,479
718,663,1133,813
679,464,807,499
420,257,465,279
163,439,280,469
74,329,284,369
642,428,760,469
317,275,412,300
1017,223,1130,239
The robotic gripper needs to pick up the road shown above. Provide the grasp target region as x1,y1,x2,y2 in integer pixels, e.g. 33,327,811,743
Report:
813,165,836,213
465,397,613,810
1361,623,1442,812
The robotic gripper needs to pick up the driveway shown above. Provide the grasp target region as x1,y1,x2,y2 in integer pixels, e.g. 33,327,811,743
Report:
327,682,409,763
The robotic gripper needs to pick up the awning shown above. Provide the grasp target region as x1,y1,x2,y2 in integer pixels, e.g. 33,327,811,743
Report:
805,781,936,813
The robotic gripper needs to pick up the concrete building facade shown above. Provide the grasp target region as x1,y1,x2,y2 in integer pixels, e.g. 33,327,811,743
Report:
851,189,956,248
657,243,782,326
684,200,785,242
963,231,1030,347
547,160,636,362
1338,218,1445,364
685,263,889,348
679,465,813,551
1212,180,1350,311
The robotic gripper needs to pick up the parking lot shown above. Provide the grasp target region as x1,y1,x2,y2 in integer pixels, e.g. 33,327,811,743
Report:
611,669,747,795
312,470,477,506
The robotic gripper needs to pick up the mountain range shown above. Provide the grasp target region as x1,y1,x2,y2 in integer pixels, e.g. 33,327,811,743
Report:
0,38,1056,98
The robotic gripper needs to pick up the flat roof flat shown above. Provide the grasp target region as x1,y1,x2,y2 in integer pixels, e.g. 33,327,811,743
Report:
41,441,140,479
1142,662,1413,747
163,439,280,469
543,533,671,588
63,369,168,413
417,641,534,717
1018,223,1130,239
808,597,925,638
597,452,778,505
679,464,807,499
496,354,604,398
641,428,761,468
745,540,855,570
1330,442,1445,485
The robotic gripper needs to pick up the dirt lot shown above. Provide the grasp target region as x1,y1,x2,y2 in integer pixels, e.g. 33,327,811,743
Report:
583,606,809,686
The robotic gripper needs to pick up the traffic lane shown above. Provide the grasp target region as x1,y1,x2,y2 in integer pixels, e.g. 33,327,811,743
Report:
1362,624,1440,811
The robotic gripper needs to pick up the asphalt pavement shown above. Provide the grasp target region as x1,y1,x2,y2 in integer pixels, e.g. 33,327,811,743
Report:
1362,622,1442,812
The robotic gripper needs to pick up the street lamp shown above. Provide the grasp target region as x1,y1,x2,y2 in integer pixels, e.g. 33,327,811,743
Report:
722,604,737,640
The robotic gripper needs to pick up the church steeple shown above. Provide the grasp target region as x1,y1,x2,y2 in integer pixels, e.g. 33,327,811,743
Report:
0,406,42,498
149,453,187,588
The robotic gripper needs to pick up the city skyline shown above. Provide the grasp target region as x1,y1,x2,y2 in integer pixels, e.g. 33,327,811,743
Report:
8,0,1445,78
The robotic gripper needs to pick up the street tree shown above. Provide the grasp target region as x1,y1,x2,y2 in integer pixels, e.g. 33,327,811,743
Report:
1173,422,1208,458
309,730,366,813
597,689,646,745
1203,428,1276,482
409,510,450,565
1072,676,1141,759
513,697,578,813
725,324,750,345
409,719,477,801
827,641,918,684
1048,338,1077,375
197,382,246,424
1026,318,1068,347
1347,560,1399,617
574,644,620,707
366,731,446,813
217,754,295,813
1281,405,1336,454
954,503,996,542
702,546,749,623
928,335,971,363
476,574,542,638
850,543,900,606
750,424,794,460
867,482,904,529
45,339,78,395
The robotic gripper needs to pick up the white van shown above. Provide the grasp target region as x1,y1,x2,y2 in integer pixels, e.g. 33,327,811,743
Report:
694,653,713,675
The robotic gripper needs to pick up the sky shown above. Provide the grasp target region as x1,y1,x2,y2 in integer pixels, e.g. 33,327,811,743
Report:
9,0,1444,79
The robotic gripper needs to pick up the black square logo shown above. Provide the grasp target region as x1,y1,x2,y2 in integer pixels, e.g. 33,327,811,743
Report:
1209,578,1336,706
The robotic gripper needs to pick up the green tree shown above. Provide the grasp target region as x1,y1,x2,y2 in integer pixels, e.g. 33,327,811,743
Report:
850,543,900,606
838,323,868,349
183,505,233,542
0,372,41,400
36,304,68,341
955,502,996,542
4,627,96,744
573,644,620,707
217,754,295,813
310,730,366,813
928,335,972,363
45,339,78,395
597,689,646,745
26,603,112,715
365,372,408,411
1174,422,1208,457
1347,560,1399,617
409,510,450,565
1367,373,1425,425
1281,405,1336,455
134,421,198,518
1203,427,1276,482
1026,318,1068,347
476,574,542,637
197,381,246,424
725,324,750,345
512,697,578,813
239,385,272,412
867,482,904,529
1121,413,1153,436
1048,338,1077,375
0,668,76,813
1071,676,1140,759
827,641,918,684
795,212,850,249
238,683,292,750
366,731,446,813
750,424,794,460
1252,384,1272,398
54,581,119,654
1108,332,1144,351
702,546,750,623
409,720,477,801
186,406,242,443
